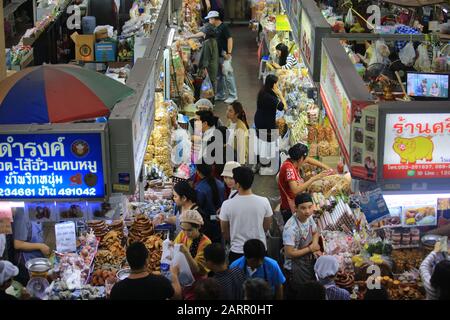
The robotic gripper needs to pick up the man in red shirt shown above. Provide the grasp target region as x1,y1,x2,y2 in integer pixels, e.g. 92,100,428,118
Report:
278,143,332,223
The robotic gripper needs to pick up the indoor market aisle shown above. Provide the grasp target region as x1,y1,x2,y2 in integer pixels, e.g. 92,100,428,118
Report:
216,25,280,207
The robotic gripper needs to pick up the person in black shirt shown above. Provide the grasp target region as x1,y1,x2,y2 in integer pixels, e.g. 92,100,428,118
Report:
253,74,287,173
204,243,246,300
110,242,181,300
205,10,238,104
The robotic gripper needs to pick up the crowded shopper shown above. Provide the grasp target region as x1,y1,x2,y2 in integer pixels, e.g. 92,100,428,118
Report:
271,43,299,70
204,243,246,300
226,101,249,164
198,24,219,95
174,210,212,278
243,278,273,300
110,242,181,300
193,278,223,300
166,180,203,236
230,239,286,300
194,110,217,160
219,167,273,263
420,241,450,300
253,74,287,173
0,260,19,301
278,143,332,223
221,161,241,199
195,163,225,243
314,255,351,300
204,10,238,104
283,193,322,299
189,99,224,135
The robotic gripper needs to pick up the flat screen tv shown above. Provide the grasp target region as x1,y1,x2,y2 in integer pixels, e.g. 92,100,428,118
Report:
406,72,449,100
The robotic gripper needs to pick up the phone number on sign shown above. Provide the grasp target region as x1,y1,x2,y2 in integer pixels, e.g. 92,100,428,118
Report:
0,187,97,197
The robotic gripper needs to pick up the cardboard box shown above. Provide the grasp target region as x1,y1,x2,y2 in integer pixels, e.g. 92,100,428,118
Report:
95,41,117,62
71,32,95,62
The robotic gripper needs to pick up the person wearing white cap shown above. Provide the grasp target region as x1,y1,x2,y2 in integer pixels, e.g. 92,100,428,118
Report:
221,161,241,199
188,99,224,135
0,260,19,300
314,255,350,300
204,11,238,104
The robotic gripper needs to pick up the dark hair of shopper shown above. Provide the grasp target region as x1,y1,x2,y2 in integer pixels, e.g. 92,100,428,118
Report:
174,180,197,204
231,101,249,129
194,278,222,300
196,163,221,207
243,239,266,260
258,74,279,103
288,143,309,161
243,278,272,300
204,243,226,265
232,166,254,190
295,281,326,300
430,260,450,300
295,193,313,206
196,110,216,128
275,43,289,67
126,242,148,270
364,286,390,300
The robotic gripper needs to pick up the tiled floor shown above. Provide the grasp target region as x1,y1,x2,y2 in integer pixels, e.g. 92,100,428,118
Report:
215,25,280,207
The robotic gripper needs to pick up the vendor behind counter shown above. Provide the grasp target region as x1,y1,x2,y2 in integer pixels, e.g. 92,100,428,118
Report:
11,207,54,285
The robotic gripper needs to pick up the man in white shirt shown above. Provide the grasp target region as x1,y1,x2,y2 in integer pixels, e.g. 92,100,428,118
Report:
219,167,273,264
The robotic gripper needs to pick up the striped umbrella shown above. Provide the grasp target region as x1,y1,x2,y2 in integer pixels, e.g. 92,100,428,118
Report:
0,64,134,124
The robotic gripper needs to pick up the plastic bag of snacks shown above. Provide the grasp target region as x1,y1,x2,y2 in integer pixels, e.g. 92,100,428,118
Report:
200,74,214,99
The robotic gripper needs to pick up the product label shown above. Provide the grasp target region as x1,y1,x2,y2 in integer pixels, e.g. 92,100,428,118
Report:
55,221,77,253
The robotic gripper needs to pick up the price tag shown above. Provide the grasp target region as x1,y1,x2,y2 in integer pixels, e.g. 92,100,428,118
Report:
55,221,77,253
0,218,12,234
113,184,130,192
276,15,292,32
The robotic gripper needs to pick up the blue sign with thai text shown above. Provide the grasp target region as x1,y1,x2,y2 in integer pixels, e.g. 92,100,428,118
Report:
0,133,105,200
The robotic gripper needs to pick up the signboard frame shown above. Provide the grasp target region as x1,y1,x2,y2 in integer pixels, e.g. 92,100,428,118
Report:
0,123,110,202
320,39,374,168
377,101,450,192
297,0,331,82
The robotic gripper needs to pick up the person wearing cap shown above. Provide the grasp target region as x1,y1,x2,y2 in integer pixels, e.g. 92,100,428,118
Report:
219,167,273,264
314,255,350,300
282,193,322,299
204,10,238,104
198,23,219,96
278,143,332,223
0,260,19,300
221,161,241,199
189,100,224,136
175,210,212,279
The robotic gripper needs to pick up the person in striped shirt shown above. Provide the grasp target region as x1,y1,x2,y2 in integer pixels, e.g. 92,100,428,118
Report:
419,241,450,300
272,43,298,70
314,255,351,300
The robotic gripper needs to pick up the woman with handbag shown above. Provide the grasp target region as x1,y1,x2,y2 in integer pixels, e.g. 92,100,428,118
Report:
278,143,332,223
282,193,323,300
